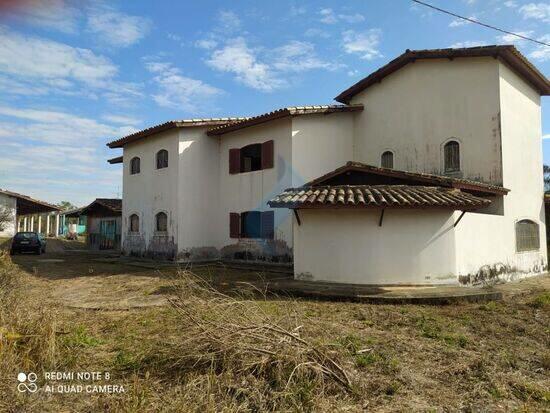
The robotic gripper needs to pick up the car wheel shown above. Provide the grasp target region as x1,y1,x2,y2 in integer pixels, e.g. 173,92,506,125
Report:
36,247,42,255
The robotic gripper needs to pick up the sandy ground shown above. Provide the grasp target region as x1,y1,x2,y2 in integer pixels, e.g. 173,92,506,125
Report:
7,238,550,310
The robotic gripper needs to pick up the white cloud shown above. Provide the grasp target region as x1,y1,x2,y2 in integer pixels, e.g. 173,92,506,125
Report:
145,60,223,112
497,30,534,44
86,4,151,47
0,104,136,204
217,10,241,32
206,37,285,92
205,37,341,92
272,41,343,72
319,8,338,24
504,1,518,8
342,29,382,60
304,28,330,39
102,114,141,125
196,39,218,50
529,34,550,61
319,8,365,24
0,27,141,103
289,5,307,17
2,0,79,33
0,105,135,145
449,16,477,27
0,27,116,85
543,133,550,140
449,40,487,48
519,3,550,22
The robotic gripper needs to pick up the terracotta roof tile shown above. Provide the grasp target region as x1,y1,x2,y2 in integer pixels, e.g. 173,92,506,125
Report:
107,118,247,148
308,161,509,196
0,188,61,212
207,104,363,136
269,185,491,211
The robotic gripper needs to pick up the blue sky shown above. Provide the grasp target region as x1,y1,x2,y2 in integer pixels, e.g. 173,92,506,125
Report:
0,0,548,206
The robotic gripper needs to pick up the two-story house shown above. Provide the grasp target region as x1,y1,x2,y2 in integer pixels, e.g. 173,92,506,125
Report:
107,45,550,285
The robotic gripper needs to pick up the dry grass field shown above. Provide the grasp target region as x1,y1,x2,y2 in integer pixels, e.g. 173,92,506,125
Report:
0,246,548,412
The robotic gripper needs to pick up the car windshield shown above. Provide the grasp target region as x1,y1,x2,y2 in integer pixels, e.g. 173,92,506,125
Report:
14,233,37,241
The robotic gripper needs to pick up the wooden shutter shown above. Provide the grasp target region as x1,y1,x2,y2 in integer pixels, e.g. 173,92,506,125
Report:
229,148,240,174
261,211,275,239
261,140,274,170
229,213,240,238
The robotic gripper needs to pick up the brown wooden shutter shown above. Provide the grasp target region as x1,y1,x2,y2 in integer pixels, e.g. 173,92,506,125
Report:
261,140,274,170
261,211,274,239
229,148,240,174
229,213,240,238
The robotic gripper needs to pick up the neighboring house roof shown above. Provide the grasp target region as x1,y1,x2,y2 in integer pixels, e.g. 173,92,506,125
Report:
62,207,85,218
108,156,123,164
78,198,122,216
0,188,61,214
268,185,491,211
206,104,364,136
307,161,509,196
107,118,247,148
335,45,550,103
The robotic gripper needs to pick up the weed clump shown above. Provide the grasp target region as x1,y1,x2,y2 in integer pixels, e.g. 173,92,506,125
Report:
165,270,354,410
0,253,58,411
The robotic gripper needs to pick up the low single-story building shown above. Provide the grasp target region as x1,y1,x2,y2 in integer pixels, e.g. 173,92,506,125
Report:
269,162,517,285
0,189,61,237
60,208,87,237
74,199,122,250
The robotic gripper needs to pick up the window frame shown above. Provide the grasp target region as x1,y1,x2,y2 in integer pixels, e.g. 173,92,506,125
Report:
515,219,540,252
130,157,140,175
381,150,394,169
443,139,461,173
156,149,169,170
128,214,140,233
229,140,274,174
230,210,274,239
240,143,263,173
155,212,168,233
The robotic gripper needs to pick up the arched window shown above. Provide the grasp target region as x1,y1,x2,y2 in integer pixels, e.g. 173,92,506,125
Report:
515,219,539,252
156,212,168,232
130,157,140,175
129,214,139,233
444,140,460,173
381,151,394,169
156,150,168,169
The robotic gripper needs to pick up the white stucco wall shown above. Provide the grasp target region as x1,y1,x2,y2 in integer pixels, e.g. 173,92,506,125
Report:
217,118,293,253
177,128,221,258
122,129,180,257
0,193,16,237
452,61,548,280
293,209,457,284
350,57,502,185
291,113,355,186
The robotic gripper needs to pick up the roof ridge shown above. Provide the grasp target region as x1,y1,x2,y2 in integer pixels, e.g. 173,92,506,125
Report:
207,104,364,136
335,45,550,103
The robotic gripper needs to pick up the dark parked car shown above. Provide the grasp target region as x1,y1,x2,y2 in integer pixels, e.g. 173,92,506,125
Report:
10,232,46,255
